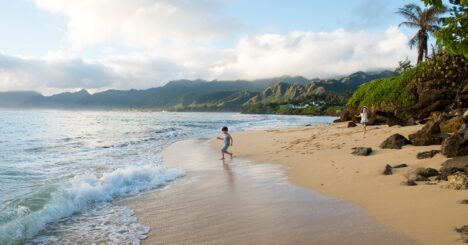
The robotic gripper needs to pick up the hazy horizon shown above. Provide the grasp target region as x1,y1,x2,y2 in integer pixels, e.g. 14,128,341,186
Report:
1,69,393,96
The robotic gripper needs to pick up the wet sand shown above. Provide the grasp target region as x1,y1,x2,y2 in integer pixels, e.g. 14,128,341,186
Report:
127,138,412,245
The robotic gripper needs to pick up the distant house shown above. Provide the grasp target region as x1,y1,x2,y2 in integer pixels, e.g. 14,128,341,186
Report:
279,103,310,109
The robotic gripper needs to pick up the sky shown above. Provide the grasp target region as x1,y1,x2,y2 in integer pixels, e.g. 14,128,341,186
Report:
0,0,427,94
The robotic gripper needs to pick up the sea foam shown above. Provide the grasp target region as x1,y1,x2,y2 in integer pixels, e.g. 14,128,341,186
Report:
0,165,185,244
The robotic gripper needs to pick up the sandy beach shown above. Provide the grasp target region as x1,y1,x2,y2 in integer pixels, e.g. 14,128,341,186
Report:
211,122,468,245
127,137,413,245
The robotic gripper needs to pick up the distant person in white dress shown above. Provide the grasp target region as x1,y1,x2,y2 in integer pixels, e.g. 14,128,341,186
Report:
360,107,369,134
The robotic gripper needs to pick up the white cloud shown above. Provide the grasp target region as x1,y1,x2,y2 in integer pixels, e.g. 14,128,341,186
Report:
0,0,417,93
32,0,238,49
215,26,415,79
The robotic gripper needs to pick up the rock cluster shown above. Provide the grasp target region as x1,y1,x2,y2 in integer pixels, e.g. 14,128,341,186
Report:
439,156,468,181
408,118,448,146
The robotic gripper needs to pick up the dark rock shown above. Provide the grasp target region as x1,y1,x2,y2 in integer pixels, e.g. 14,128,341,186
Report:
424,119,442,134
339,109,355,122
461,199,468,204
351,147,372,156
441,126,468,157
408,121,450,146
415,167,440,178
410,167,439,181
382,164,392,175
380,133,411,149
440,116,465,133
455,226,468,243
347,121,357,128
408,132,437,146
439,156,468,180
416,150,441,159
393,163,408,168
374,110,410,126
401,179,417,186
333,118,342,123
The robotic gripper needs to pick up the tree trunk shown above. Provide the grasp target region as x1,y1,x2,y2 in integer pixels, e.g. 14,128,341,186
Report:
417,31,428,64
417,47,424,64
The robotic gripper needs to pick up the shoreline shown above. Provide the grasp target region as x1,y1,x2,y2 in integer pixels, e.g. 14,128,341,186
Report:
211,122,467,244
127,137,412,244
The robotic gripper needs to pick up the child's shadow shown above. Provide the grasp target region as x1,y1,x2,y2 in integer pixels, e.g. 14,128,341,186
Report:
222,161,235,185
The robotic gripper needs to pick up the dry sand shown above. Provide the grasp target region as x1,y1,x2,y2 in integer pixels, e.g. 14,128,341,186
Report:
127,138,412,245
211,123,468,245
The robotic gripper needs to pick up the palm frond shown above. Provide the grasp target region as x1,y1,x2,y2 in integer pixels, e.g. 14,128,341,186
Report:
397,7,419,23
399,21,420,28
426,4,447,18
409,35,419,49
404,4,423,16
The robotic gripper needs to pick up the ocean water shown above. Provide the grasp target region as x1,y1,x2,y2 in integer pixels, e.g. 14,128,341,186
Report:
0,111,334,244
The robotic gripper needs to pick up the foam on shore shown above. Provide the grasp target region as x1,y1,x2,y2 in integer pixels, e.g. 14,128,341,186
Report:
0,165,185,244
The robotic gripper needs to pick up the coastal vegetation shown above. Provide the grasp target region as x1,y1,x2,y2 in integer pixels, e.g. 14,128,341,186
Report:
348,53,466,110
341,0,467,125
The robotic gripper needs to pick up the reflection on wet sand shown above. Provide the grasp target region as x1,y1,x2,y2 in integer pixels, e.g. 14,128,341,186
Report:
126,138,413,245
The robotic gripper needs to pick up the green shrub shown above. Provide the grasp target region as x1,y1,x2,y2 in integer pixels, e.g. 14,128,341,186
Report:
348,54,467,109
325,105,345,115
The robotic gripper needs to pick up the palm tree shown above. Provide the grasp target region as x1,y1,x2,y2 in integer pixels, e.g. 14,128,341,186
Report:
397,4,445,64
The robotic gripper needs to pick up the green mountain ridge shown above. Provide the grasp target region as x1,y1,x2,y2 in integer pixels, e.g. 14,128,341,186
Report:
0,72,396,112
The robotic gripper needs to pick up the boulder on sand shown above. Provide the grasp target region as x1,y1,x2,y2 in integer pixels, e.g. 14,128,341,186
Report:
416,150,441,159
347,121,357,128
442,172,468,190
382,164,392,175
439,156,468,180
409,167,439,181
440,116,465,133
351,147,372,156
455,226,468,243
380,133,411,149
393,163,408,168
441,126,468,157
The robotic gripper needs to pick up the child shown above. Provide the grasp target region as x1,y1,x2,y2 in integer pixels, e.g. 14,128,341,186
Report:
217,126,233,160
360,107,369,134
